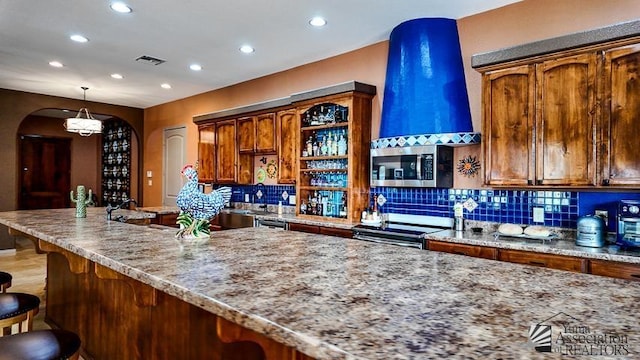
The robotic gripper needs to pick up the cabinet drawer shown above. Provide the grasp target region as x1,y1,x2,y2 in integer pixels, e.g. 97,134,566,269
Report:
319,227,353,238
589,260,640,281
288,223,319,234
498,249,586,273
428,241,497,260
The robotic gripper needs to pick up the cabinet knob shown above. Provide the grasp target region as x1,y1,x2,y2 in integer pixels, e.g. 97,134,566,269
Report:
527,180,533,185
602,179,610,186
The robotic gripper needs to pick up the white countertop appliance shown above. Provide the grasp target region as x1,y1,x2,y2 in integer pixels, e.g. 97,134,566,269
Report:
576,214,605,247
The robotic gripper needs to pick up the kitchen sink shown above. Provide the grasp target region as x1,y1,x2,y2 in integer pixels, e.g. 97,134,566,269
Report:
217,210,256,229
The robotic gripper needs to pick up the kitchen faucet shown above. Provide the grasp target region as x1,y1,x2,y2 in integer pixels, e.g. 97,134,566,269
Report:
106,198,138,221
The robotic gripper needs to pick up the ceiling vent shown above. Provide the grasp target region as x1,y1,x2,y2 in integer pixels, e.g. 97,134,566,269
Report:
135,55,166,66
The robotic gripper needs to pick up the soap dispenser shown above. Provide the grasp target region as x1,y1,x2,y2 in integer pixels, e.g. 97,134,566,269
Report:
454,202,464,231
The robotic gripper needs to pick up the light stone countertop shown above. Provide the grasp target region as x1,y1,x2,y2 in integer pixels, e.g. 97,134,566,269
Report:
1,208,639,359
428,229,640,264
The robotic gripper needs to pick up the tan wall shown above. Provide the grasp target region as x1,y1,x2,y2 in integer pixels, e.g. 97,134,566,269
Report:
142,0,640,205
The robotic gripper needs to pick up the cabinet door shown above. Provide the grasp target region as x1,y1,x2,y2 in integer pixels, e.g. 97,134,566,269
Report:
237,117,255,153
428,240,497,260
277,110,297,184
536,53,597,186
198,125,216,182
255,113,277,153
215,120,237,183
483,65,535,186
288,222,319,234
602,44,640,186
498,249,587,273
589,259,640,281
319,226,353,238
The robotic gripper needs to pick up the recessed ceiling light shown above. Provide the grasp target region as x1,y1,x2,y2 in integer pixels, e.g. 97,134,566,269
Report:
49,61,64,68
309,17,327,27
239,45,255,54
110,2,132,13
111,73,124,79
189,64,202,71
70,34,89,43
161,83,172,89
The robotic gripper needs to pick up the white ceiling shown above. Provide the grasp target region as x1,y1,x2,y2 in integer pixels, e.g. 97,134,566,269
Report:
0,0,520,109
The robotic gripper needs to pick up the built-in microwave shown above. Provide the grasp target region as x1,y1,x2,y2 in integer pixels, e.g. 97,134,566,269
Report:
370,145,453,188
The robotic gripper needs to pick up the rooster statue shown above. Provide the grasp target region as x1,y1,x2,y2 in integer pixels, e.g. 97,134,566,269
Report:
175,164,232,239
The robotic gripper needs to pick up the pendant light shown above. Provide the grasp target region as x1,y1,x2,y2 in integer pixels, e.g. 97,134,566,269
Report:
64,86,102,136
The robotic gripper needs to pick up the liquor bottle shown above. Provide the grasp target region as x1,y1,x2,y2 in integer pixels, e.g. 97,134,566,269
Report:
306,136,313,157
340,191,347,218
331,131,338,156
312,137,319,157
321,134,328,156
300,199,307,214
337,132,347,156
325,132,332,155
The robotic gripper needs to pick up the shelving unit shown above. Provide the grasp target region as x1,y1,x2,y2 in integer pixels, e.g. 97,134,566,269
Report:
295,89,374,223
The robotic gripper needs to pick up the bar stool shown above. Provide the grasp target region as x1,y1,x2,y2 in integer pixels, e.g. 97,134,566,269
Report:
0,271,11,293
0,293,40,336
0,329,81,360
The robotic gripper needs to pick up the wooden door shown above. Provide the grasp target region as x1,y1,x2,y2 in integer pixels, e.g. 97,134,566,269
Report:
19,135,71,209
482,65,535,186
276,109,297,184
198,125,216,182
602,44,640,186
236,117,255,153
536,53,597,186
215,120,237,183
255,113,276,153
163,127,186,206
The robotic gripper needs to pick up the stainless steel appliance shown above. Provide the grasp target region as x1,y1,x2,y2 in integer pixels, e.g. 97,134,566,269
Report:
352,214,453,249
576,215,605,247
255,218,288,230
617,200,640,248
370,145,453,188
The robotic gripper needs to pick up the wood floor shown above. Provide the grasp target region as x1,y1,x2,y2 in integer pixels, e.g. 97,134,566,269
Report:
1,236,49,331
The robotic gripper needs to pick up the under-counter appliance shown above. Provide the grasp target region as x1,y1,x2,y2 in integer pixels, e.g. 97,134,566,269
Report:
255,218,288,230
576,215,605,247
370,145,453,188
617,200,640,248
352,214,453,249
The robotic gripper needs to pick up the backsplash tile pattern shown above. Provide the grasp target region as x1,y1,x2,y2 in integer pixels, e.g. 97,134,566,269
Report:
225,184,296,206
370,187,639,229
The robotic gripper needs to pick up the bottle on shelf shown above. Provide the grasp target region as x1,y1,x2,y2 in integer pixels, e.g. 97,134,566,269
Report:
321,134,328,156
312,137,319,157
306,136,313,157
338,132,347,156
326,131,333,156
331,132,338,156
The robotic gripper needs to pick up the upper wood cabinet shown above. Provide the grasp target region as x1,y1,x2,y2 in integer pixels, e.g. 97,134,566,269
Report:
481,44,640,187
215,119,237,183
602,44,640,186
483,65,535,186
277,109,297,184
535,53,597,186
255,113,277,153
237,117,255,153
198,125,216,183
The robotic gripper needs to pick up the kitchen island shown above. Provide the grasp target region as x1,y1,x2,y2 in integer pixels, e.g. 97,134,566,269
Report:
0,208,638,359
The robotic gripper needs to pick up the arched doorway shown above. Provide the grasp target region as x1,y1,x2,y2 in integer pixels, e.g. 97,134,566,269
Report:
17,108,140,210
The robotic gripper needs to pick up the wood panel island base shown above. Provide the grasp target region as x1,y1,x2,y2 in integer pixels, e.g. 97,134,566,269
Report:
1,208,640,359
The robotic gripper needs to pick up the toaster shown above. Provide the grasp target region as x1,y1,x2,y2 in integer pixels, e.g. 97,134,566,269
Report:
576,215,605,247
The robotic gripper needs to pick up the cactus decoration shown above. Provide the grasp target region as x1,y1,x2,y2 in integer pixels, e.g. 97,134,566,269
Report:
70,185,92,218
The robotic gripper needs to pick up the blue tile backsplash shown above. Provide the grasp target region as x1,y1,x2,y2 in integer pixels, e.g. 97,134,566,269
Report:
221,183,639,231
369,187,640,231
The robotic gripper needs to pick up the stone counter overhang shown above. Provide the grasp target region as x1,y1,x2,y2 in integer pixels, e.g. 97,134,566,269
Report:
1,208,639,359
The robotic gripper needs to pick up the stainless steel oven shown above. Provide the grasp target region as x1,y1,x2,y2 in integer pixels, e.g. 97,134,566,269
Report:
352,214,453,249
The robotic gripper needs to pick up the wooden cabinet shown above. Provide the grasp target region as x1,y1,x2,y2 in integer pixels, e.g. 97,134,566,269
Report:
215,120,237,183
589,259,640,281
482,65,535,186
428,240,497,260
481,53,597,186
601,44,640,186
198,125,216,182
237,117,255,153
288,222,353,238
277,109,297,184
255,113,277,153
535,53,597,186
295,92,373,223
498,249,587,273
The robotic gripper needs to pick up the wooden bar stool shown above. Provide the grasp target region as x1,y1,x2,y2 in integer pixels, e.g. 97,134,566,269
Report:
0,293,40,336
0,329,81,360
0,271,11,293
